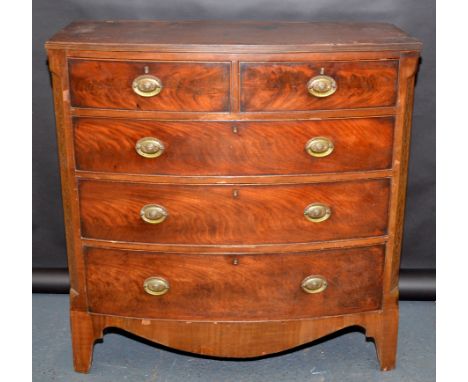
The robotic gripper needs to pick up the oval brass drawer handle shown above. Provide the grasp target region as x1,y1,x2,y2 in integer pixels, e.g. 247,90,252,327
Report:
143,276,170,296
305,137,334,157
301,275,328,294
140,204,168,224
304,203,331,223
135,137,165,158
307,68,337,98
132,74,163,97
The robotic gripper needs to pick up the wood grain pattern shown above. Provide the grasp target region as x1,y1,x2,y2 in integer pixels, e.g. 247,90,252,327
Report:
47,50,88,311
241,61,398,112
65,50,403,62
74,117,394,176
85,246,384,320
69,59,230,112
46,21,422,53
70,310,97,373
72,309,394,372
372,300,399,371
81,235,388,254
45,20,421,373
76,169,393,186
79,180,390,245
384,53,420,302
70,107,397,121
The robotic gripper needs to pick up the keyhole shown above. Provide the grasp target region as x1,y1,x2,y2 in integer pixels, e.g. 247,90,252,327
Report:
232,258,239,265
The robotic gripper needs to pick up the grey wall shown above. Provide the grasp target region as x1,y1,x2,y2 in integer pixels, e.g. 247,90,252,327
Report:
32,0,435,270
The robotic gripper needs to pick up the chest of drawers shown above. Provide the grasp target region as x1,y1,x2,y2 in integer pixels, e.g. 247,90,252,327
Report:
46,20,421,373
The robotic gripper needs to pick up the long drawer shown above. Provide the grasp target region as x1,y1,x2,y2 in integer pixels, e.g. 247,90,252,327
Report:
79,179,390,245
85,245,385,320
74,117,394,176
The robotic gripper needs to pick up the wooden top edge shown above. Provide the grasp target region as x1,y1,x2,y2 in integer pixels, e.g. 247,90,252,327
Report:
45,20,422,53
44,43,423,53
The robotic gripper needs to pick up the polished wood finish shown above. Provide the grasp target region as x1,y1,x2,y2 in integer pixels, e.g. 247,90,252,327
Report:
79,179,390,245
46,20,422,52
386,53,420,295
86,246,384,320
74,117,394,175
81,235,388,254
48,49,88,311
70,310,97,373
76,168,393,185
241,60,398,111
65,50,403,61
69,59,230,111
46,21,421,373
72,308,396,373
71,107,397,121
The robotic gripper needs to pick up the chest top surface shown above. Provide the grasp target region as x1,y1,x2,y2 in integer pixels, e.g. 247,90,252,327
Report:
45,20,422,53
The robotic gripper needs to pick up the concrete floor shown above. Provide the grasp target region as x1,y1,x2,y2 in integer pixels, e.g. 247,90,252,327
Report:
33,295,435,382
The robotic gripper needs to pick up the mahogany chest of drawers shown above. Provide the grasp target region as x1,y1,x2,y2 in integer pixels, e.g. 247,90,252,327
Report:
46,21,421,373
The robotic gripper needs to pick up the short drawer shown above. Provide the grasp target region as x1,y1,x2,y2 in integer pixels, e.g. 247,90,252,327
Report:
240,60,398,112
74,117,394,175
85,246,385,320
79,179,390,245
68,59,231,112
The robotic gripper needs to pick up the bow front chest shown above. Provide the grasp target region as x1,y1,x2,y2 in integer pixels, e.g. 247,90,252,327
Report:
46,20,421,372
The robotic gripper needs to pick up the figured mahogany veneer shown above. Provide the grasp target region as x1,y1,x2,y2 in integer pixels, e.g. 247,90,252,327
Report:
69,59,231,112
241,60,398,112
74,117,394,175
46,20,421,373
86,246,385,320
79,179,390,245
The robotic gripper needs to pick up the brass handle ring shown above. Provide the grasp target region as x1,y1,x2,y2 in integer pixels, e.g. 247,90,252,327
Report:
301,275,328,294
304,203,331,223
140,204,168,224
305,137,334,157
132,74,163,97
135,137,165,158
143,277,170,296
307,68,337,98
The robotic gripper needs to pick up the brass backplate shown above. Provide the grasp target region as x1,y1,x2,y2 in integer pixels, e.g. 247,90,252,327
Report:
305,137,334,158
140,204,168,224
135,137,165,158
307,74,337,97
143,277,170,296
132,74,163,97
304,203,332,223
301,275,328,294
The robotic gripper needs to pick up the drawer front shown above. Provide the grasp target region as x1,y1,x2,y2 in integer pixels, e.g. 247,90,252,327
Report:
79,180,390,245
68,59,231,112
240,60,398,112
74,117,394,175
85,246,385,320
